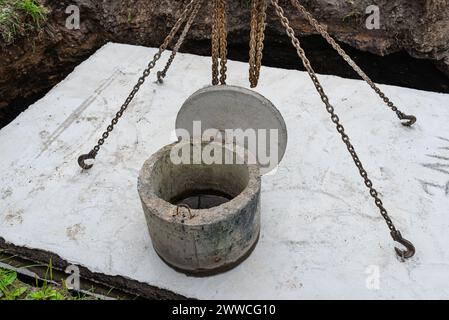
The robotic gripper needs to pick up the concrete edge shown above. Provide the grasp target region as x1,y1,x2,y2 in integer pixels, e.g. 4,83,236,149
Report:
0,236,189,300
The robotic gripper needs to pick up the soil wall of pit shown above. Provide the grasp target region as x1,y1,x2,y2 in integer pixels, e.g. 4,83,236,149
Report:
1,0,449,128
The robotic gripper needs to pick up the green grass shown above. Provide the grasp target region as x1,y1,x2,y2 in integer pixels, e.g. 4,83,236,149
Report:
0,0,48,44
0,268,27,300
342,8,363,24
0,260,95,300
342,0,363,24
18,0,46,25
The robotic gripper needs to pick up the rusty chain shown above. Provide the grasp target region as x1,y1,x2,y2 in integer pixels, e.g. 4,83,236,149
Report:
249,0,267,88
218,0,228,85
211,0,220,85
77,0,415,260
271,0,415,260
289,0,416,127
77,0,199,170
212,0,228,85
157,0,204,83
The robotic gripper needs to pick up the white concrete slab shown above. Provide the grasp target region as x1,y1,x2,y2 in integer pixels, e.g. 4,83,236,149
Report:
1,42,449,299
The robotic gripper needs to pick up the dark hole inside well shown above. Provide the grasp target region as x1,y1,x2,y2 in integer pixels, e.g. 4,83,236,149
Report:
171,189,234,209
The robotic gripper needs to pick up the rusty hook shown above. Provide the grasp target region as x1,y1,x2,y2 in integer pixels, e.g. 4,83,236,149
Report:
397,112,417,127
391,230,415,260
78,150,97,170
156,71,165,84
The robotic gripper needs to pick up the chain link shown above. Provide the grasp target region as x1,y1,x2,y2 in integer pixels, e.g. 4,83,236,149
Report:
78,0,198,169
249,0,267,88
218,0,228,85
271,0,415,259
157,0,204,83
289,0,416,126
211,0,220,85
212,0,228,85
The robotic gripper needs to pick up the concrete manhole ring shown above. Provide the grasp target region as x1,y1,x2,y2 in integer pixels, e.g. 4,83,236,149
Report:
138,141,261,276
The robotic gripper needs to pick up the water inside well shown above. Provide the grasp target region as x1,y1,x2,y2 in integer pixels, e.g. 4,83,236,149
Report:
171,189,233,209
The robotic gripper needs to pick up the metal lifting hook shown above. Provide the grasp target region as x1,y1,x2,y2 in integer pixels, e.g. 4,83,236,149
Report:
397,112,417,127
78,150,97,170
156,71,165,84
391,230,415,260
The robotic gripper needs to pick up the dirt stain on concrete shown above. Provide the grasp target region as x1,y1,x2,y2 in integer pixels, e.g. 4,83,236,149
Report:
4,209,24,226
1,188,13,200
66,223,85,241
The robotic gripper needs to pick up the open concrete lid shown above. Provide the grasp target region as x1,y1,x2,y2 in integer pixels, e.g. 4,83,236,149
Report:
175,85,288,175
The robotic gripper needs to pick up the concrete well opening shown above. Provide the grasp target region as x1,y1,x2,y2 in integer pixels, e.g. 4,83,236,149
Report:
152,148,250,210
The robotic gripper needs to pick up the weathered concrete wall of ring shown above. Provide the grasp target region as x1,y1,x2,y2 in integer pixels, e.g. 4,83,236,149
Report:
1,0,448,113
138,142,262,276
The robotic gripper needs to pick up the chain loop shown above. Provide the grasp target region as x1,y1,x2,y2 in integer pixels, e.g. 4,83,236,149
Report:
211,0,220,85
271,0,415,259
218,0,228,85
249,0,267,88
211,0,228,85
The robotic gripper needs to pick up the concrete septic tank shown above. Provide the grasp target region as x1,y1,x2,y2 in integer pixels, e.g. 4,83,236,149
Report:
138,141,261,276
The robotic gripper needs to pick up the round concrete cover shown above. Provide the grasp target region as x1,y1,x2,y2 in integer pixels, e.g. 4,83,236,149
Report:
176,85,288,174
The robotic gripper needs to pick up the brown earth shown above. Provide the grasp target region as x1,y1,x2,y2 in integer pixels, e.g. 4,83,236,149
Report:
1,0,449,128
